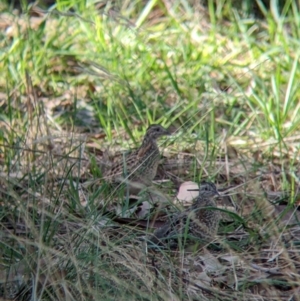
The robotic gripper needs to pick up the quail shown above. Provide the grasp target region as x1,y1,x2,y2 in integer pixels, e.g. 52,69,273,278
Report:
149,181,221,249
104,124,170,194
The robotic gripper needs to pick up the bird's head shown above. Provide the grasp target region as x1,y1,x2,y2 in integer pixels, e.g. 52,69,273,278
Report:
144,124,171,141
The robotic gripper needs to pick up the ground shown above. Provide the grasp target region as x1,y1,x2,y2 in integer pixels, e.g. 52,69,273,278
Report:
0,1,300,300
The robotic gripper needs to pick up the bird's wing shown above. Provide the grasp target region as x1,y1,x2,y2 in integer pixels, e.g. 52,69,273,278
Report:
104,149,139,178
137,143,151,158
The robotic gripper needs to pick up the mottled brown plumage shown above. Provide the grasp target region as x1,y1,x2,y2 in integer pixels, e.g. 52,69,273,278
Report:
149,182,221,249
104,124,170,194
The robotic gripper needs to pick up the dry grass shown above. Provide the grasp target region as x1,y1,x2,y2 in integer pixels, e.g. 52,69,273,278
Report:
1,76,300,300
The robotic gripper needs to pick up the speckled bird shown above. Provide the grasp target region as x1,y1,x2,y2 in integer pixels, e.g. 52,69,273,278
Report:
104,124,170,194
149,181,221,249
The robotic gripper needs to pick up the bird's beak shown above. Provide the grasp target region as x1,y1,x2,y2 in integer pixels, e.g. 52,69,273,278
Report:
164,128,172,136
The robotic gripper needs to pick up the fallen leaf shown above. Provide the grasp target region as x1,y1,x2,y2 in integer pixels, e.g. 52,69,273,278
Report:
176,181,199,204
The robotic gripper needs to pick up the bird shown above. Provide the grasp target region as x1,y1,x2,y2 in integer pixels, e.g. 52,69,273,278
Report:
148,181,221,250
104,124,171,195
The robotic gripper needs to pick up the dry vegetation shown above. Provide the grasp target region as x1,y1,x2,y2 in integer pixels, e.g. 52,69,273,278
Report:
0,1,300,300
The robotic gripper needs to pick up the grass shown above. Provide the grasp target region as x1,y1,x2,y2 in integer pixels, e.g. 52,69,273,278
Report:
0,0,300,300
